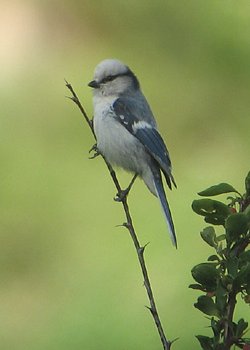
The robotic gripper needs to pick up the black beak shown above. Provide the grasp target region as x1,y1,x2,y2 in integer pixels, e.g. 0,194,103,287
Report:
88,80,100,89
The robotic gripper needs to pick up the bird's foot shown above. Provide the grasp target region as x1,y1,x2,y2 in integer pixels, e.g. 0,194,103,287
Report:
114,188,130,202
89,144,100,159
114,174,137,202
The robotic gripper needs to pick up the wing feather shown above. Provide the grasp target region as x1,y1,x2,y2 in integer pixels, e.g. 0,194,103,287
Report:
113,98,176,189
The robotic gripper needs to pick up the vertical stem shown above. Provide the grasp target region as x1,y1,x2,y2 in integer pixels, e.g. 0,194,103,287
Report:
223,291,237,350
122,196,171,350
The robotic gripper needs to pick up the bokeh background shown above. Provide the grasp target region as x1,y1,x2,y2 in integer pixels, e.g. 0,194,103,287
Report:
1,1,249,349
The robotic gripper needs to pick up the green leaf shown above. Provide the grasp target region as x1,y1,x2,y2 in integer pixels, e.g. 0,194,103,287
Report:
189,283,206,291
192,199,231,225
194,295,220,317
191,263,219,291
225,213,249,242
245,171,250,197
239,251,250,265
211,318,219,337
215,294,227,316
200,226,217,247
226,256,239,278
244,204,250,221
217,243,225,257
236,318,248,338
216,234,226,242
198,183,239,197
215,281,227,315
196,335,213,350
221,275,233,291
234,263,250,289
208,255,220,262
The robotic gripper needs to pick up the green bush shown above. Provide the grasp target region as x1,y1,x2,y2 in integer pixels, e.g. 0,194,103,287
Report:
190,172,250,349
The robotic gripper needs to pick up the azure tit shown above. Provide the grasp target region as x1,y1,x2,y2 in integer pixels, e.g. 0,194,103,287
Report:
88,59,177,247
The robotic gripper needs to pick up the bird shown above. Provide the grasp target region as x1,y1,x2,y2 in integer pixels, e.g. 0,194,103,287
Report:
88,59,177,247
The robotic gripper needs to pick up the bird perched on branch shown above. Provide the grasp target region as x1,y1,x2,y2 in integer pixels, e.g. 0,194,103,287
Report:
88,59,177,247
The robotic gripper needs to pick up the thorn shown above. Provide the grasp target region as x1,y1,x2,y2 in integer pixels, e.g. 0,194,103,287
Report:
138,247,144,255
170,337,180,345
145,305,153,313
122,222,130,229
138,242,150,255
65,95,77,103
115,222,130,230
145,305,156,317
115,223,127,228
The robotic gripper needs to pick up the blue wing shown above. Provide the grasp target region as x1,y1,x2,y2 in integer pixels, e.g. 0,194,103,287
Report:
113,97,176,189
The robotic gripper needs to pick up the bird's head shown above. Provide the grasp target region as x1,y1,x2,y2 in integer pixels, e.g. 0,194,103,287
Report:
88,59,139,97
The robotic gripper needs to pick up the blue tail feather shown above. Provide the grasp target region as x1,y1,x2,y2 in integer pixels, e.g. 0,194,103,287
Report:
153,173,177,248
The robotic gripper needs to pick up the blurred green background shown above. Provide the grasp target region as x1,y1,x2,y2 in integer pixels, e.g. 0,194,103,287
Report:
1,1,249,349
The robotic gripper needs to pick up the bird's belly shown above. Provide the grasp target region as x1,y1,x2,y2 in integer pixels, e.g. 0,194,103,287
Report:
94,112,148,175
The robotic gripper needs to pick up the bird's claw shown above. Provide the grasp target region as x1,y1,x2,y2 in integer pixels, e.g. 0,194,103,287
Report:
114,174,137,202
114,188,130,202
89,144,97,153
89,144,100,159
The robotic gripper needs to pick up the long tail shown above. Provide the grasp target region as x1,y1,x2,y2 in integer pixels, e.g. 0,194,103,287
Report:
153,172,177,248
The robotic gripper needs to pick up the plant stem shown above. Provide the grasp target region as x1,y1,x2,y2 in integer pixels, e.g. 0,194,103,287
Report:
223,290,237,350
65,81,172,350
123,198,171,350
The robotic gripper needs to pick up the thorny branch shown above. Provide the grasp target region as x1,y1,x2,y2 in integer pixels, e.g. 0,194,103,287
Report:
65,80,173,350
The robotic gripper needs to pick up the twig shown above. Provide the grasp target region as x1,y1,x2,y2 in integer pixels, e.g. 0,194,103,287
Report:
65,80,173,350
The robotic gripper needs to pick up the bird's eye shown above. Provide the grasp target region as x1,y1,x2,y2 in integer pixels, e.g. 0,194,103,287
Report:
106,75,113,81
102,75,116,84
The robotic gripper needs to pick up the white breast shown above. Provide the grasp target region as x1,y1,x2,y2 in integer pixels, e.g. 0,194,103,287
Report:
93,96,151,177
